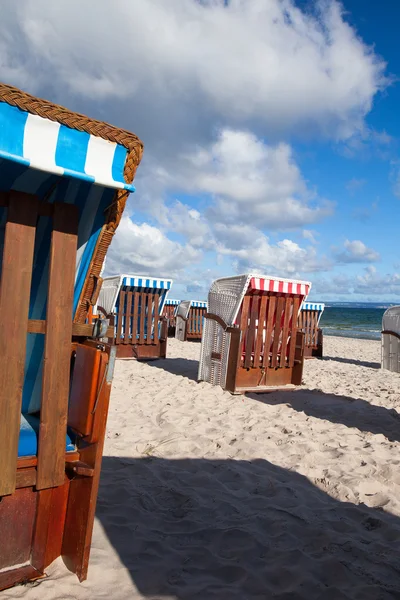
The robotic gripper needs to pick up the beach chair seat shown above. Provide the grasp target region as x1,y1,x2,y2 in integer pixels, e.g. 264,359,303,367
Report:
19,415,75,458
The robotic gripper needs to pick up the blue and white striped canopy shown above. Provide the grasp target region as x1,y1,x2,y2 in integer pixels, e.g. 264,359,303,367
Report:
98,274,173,316
165,298,180,306
0,99,136,414
191,300,208,308
0,102,134,192
301,302,325,312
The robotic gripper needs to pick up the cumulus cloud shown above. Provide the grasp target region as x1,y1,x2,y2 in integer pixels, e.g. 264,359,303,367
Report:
0,0,387,150
334,239,380,264
156,129,334,230
213,224,330,276
354,266,400,296
105,216,201,278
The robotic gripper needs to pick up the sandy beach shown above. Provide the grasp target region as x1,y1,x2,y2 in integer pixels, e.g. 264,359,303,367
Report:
4,335,400,599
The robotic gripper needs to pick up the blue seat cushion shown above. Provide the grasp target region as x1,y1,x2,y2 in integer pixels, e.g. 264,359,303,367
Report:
19,414,75,458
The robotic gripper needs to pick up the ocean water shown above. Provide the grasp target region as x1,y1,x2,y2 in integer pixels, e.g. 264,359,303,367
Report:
318,302,394,341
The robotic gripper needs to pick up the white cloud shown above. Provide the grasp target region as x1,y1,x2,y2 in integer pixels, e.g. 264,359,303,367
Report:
334,239,380,264
345,178,367,194
159,129,334,230
302,230,318,245
213,224,330,276
354,266,400,295
105,216,201,278
0,0,387,150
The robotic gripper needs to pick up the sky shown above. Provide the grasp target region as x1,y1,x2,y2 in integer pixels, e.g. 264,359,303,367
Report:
1,0,400,302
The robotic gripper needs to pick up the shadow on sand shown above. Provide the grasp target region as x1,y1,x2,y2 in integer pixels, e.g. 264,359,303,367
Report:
98,456,400,599
322,356,381,369
247,388,400,444
146,357,199,382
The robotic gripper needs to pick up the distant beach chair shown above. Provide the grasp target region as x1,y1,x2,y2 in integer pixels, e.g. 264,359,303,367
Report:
0,83,143,589
96,275,172,359
175,300,208,341
381,306,400,372
298,302,325,358
198,274,311,394
162,298,180,336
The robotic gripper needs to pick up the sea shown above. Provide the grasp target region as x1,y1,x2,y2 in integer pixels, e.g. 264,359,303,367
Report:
319,302,395,341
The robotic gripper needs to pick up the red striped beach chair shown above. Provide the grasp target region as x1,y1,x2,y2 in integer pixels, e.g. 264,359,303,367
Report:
0,83,143,589
298,302,325,358
96,275,172,359
198,274,311,394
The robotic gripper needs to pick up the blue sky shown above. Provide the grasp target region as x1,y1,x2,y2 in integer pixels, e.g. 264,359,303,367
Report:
1,0,400,302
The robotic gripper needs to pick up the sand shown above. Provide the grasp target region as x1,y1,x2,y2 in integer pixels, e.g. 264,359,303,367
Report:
4,335,400,599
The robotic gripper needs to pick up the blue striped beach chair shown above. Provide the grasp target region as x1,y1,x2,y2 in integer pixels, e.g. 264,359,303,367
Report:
97,275,173,359
162,298,180,336
175,300,208,341
0,82,143,589
298,302,325,358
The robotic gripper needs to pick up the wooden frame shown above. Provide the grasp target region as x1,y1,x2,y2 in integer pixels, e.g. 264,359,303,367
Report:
203,291,305,394
163,303,177,337
0,191,118,589
111,289,168,360
298,308,323,358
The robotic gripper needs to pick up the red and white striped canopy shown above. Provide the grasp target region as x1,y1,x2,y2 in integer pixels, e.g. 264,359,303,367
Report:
249,276,311,297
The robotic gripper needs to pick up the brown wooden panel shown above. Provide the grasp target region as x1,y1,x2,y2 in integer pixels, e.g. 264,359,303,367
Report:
245,296,259,369
0,192,38,496
26,319,113,338
146,294,153,344
37,202,78,490
153,294,159,344
115,290,125,344
280,297,292,368
271,297,284,368
62,355,112,582
288,296,301,368
15,468,37,489
68,344,101,437
42,477,70,569
132,291,139,343
263,295,276,368
0,565,43,592
254,295,267,368
0,486,36,570
124,291,132,344
139,292,146,344
238,295,250,368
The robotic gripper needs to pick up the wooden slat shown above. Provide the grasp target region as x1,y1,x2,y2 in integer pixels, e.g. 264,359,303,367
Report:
271,297,284,369
280,297,292,368
139,292,146,344
132,291,139,343
288,296,301,368
0,192,38,496
146,294,153,344
124,291,132,344
26,319,113,338
37,202,78,490
238,296,250,368
245,296,259,369
254,295,267,368
154,294,159,344
263,296,276,368
115,290,125,344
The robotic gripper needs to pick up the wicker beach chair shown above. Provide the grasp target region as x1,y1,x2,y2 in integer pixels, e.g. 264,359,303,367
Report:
0,83,143,589
175,300,208,341
96,275,172,359
162,298,180,336
382,306,400,372
198,274,311,394
298,302,325,358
